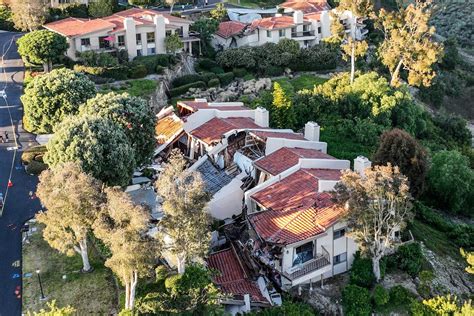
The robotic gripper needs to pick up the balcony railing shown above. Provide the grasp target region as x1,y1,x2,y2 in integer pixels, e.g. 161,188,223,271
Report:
283,248,330,281
291,30,315,38
79,45,117,53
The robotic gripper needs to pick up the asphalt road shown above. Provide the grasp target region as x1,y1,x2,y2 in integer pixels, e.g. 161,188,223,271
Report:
0,31,41,316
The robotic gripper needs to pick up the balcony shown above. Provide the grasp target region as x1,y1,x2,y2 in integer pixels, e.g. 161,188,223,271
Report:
282,247,331,281
79,45,117,53
291,30,315,38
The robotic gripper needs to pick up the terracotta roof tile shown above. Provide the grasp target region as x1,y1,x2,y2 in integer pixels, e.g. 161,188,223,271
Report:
207,248,268,303
190,117,261,145
254,147,335,176
44,17,115,37
251,131,305,141
216,21,247,38
280,0,330,13
250,16,296,30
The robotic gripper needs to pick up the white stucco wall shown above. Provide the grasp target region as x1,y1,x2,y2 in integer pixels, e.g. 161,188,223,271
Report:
207,175,244,220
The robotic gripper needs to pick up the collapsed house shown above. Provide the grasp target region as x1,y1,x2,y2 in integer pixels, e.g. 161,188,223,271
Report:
154,99,383,313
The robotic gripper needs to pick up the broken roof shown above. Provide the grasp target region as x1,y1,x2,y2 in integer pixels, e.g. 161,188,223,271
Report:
178,100,250,113
279,0,330,13
250,130,305,141
190,117,261,145
254,147,335,176
156,113,183,145
197,159,234,195
250,15,299,31
216,21,248,39
207,248,268,303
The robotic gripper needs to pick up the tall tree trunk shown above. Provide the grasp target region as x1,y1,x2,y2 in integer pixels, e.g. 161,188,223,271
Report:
372,255,382,282
177,253,186,274
124,281,130,310
350,41,355,85
129,271,138,310
390,59,404,87
77,238,91,272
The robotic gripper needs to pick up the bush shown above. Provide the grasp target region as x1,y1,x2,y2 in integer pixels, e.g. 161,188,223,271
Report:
233,68,248,78
22,145,48,175
73,64,128,80
342,285,371,316
169,81,206,97
133,54,174,74
155,65,165,74
389,285,413,305
197,58,218,71
25,160,48,175
396,243,423,277
128,63,148,79
264,65,284,77
292,43,339,71
208,78,220,87
373,285,389,307
350,252,375,288
210,66,225,74
200,72,217,83
172,74,204,87
79,51,118,67
217,72,234,86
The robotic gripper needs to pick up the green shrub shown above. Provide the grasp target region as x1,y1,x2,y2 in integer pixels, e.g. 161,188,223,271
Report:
264,65,284,77
292,43,338,71
155,65,165,74
217,72,234,86
389,285,413,305
79,50,118,67
210,66,225,74
25,159,48,175
128,63,148,79
233,68,248,78
208,78,220,87
22,145,48,175
373,285,389,307
169,81,206,97
197,58,219,70
172,74,204,87
342,285,371,316
133,54,174,74
200,72,217,83
350,252,375,288
396,243,423,277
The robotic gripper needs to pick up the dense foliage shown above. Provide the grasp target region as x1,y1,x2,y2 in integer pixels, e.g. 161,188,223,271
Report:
79,92,156,166
427,150,473,215
21,68,96,133
395,242,424,277
17,30,67,71
248,299,317,315
342,284,371,316
350,252,376,288
45,116,135,186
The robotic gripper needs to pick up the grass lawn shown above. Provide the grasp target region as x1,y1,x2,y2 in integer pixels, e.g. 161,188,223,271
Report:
410,219,461,260
22,223,118,314
100,79,157,98
274,74,328,93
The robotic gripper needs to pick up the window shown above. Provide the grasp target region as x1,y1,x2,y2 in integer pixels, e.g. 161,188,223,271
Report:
147,32,155,43
279,29,286,37
99,36,109,49
292,242,314,266
303,24,309,32
117,35,125,47
147,47,156,55
137,49,142,56
166,30,172,36
177,26,183,36
136,34,142,45
334,252,347,264
266,30,272,38
334,228,346,239
317,26,321,34
80,38,90,47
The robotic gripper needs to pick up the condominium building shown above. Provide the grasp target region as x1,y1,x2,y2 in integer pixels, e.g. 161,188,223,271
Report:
44,8,199,60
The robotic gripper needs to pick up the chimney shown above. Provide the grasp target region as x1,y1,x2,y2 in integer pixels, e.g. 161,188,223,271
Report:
255,107,269,128
244,294,251,312
293,10,304,24
354,156,371,177
304,121,320,141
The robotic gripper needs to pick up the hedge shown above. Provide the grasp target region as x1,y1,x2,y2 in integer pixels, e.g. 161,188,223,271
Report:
133,54,175,74
169,81,206,97
172,74,204,87
217,72,234,86
197,58,219,71
264,65,284,77
233,68,248,78
201,72,217,83
73,64,128,80
208,78,220,87
128,63,148,79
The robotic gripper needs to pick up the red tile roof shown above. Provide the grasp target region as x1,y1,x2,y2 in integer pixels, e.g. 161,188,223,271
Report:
156,114,183,145
251,131,305,141
280,0,330,13
254,147,335,176
216,21,247,39
44,8,190,38
250,199,344,244
44,17,115,37
190,117,261,145
250,16,296,30
207,248,268,303
304,12,322,21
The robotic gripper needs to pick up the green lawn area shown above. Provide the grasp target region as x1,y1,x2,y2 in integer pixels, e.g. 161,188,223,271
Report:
22,223,117,314
409,219,461,260
100,79,157,98
274,74,328,93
